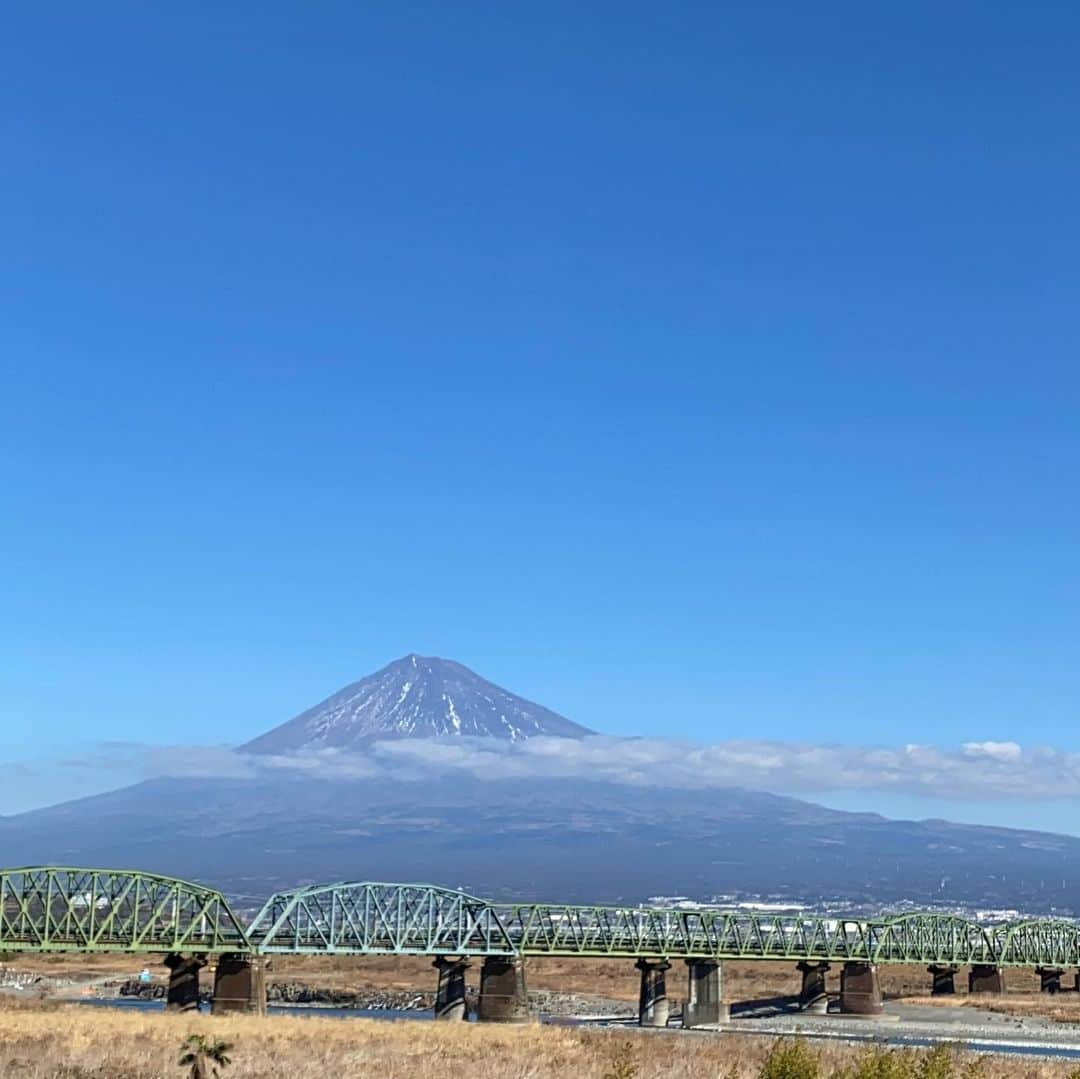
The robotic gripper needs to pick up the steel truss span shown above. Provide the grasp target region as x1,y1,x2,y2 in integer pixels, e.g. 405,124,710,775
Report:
4,868,1080,967
0,867,251,954
248,882,514,956
248,880,1080,967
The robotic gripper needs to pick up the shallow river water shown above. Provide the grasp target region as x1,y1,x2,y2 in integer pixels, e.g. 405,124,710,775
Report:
68,996,1080,1063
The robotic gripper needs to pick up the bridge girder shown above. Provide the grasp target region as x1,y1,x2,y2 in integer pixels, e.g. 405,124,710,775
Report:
248,881,516,955
3,868,1079,967
246,881,1071,966
994,919,1080,968
0,867,251,954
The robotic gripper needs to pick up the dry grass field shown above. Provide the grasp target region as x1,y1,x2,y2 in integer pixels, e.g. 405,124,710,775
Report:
1,999,1080,1079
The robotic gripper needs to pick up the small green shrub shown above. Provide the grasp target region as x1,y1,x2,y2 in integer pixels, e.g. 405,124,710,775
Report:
759,1038,820,1079
833,1045,918,1079
916,1043,960,1079
601,1041,638,1079
830,1041,984,1079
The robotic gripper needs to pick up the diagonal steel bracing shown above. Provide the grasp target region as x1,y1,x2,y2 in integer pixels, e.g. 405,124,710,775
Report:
0,867,250,954
5,868,1080,967
248,882,516,956
246,879,1080,967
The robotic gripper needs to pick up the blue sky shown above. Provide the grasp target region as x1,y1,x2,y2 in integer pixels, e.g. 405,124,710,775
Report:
3,3,1079,826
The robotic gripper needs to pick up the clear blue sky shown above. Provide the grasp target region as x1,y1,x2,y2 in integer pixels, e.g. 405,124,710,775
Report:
3,3,1079,823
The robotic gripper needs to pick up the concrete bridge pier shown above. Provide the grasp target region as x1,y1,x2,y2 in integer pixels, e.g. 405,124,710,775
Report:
211,955,268,1015
928,965,959,995
839,962,883,1015
477,957,530,1023
433,957,470,1020
1037,967,1065,995
969,965,1006,994
796,961,830,1014
163,953,207,1012
682,959,727,1027
636,959,671,1027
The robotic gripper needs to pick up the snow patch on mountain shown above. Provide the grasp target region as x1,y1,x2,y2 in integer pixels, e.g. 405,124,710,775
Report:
241,654,592,753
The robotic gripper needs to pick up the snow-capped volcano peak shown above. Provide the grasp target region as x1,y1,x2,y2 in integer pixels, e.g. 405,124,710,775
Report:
241,654,593,753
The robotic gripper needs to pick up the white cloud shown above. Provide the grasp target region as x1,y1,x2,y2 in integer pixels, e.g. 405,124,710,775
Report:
962,741,1023,763
65,734,1080,803
63,742,257,780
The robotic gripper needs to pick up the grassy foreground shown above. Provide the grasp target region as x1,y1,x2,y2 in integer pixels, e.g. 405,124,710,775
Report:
2,1003,1080,1079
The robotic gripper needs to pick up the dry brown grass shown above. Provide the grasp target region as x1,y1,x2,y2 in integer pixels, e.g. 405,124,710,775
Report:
904,993,1080,1025
1,1001,1080,1079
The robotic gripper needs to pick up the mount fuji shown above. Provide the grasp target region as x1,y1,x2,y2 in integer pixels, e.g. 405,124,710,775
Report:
241,654,592,753
5,655,1080,912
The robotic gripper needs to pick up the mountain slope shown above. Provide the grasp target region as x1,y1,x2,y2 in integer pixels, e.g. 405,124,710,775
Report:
5,773,1079,911
242,654,592,753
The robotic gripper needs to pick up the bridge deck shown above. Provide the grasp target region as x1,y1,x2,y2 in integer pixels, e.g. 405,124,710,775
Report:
2,868,1078,967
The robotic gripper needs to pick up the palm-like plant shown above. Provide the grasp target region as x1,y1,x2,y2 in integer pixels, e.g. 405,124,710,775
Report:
178,1035,233,1079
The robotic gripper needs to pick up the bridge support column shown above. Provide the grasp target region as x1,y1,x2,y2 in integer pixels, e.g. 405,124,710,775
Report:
211,955,267,1015
969,965,1006,994
477,957,530,1023
636,959,671,1027
683,959,727,1027
433,957,470,1020
796,961,830,1014
164,953,206,1012
840,962,883,1015
928,965,959,996
1037,967,1065,995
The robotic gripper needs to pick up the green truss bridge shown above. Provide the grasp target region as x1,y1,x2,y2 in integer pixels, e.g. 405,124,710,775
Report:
3,867,1080,1022
3,866,1080,966
249,879,1080,968
0,867,250,955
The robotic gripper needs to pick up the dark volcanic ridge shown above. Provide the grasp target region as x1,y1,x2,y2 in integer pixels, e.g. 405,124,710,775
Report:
6,773,1079,912
241,654,593,753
